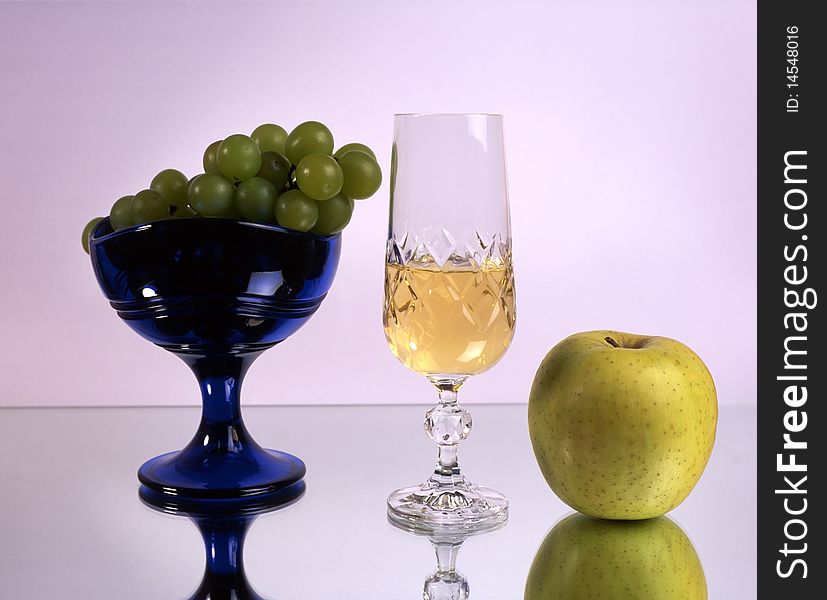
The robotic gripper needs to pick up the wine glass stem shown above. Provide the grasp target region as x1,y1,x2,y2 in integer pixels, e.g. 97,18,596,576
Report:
437,444,459,475
437,388,458,474
427,383,472,485
433,540,462,573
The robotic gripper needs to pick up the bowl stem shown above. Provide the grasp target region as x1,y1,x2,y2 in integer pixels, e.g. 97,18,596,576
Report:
137,349,307,498
182,352,260,435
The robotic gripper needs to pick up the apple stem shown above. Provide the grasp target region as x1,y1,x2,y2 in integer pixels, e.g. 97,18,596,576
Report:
604,336,620,348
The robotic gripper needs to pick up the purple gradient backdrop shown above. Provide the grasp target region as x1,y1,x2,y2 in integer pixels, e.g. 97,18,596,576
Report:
0,0,756,407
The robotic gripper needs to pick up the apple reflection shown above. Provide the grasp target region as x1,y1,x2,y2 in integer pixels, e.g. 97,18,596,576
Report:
525,514,707,600
388,515,505,600
140,484,305,600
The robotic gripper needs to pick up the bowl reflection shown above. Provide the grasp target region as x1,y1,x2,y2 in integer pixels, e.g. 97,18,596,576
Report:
140,484,305,600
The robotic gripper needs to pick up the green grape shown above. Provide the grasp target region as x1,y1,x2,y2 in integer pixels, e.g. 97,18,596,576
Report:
188,173,236,217
236,177,278,222
390,142,398,200
217,134,262,183
257,152,292,190
334,142,376,160
225,196,242,219
275,189,318,232
132,189,170,223
285,121,334,165
312,193,354,236
110,194,136,230
203,140,222,173
338,151,382,199
81,216,104,254
251,123,288,154
173,205,198,218
295,154,343,201
150,168,189,209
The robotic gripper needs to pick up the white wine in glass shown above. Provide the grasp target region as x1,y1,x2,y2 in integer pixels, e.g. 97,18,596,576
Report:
384,113,515,530
384,261,515,376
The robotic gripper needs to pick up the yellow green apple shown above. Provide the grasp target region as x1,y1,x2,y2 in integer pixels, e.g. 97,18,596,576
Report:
525,513,707,599
528,331,717,519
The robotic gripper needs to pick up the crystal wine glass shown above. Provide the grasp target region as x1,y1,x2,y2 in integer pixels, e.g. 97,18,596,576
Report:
384,113,515,530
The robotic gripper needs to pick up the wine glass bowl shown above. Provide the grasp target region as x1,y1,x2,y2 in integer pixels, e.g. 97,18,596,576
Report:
89,217,341,499
383,230,515,378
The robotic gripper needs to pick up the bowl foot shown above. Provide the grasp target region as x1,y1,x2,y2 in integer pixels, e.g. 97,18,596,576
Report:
138,445,306,500
139,480,306,515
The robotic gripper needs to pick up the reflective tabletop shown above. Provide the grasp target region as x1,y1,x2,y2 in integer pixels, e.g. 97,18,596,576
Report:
0,404,755,598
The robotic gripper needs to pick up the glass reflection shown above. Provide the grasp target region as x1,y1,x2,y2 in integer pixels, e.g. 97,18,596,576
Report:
389,516,505,599
525,513,707,600
140,484,305,600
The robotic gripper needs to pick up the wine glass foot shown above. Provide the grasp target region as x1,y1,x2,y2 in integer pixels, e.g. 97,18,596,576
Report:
387,478,508,533
138,446,306,500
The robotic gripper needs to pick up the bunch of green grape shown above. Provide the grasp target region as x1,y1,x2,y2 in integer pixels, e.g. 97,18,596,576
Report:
81,121,382,253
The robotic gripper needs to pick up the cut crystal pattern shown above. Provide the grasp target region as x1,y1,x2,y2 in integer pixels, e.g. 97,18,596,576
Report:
425,404,472,445
383,230,516,377
386,229,511,269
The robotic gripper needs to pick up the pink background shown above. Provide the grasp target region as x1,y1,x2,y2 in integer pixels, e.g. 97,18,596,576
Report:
0,0,756,408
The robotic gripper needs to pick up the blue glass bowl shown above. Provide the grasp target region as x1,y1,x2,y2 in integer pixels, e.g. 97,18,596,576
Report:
140,484,304,600
90,217,341,499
